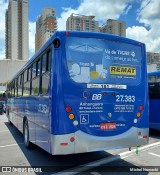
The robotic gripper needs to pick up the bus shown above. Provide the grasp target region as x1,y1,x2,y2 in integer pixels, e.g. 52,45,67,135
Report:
6,31,149,155
0,91,5,115
148,71,160,130
0,90,5,102
0,85,7,114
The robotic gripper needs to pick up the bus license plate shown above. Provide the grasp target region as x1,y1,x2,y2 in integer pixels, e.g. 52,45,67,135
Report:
100,123,116,130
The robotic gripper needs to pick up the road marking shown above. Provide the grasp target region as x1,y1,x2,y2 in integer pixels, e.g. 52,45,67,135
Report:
0,130,9,133
91,172,101,175
119,141,160,159
0,143,24,148
148,152,160,158
51,141,160,175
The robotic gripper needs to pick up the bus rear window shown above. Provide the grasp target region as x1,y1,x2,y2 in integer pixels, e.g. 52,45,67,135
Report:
66,37,142,85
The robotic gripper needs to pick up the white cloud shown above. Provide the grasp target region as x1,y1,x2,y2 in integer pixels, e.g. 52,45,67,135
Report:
137,0,160,26
76,0,133,21
124,5,132,15
127,26,160,52
58,8,76,31
29,22,36,59
127,0,160,52
58,0,134,30
0,0,8,59
1,0,159,59
58,0,160,53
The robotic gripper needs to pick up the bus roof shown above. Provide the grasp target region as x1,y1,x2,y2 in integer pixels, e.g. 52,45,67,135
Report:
10,31,145,83
148,71,160,76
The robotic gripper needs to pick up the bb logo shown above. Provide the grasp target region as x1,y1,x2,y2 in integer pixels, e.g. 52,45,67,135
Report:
92,94,102,100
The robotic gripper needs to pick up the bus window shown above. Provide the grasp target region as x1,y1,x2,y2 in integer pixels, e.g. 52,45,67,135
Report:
41,51,51,95
12,80,15,97
66,37,141,85
149,83,157,99
156,75,160,82
15,78,18,97
37,59,41,76
32,62,36,79
27,67,32,81
24,70,27,83
18,74,23,96
32,78,40,95
23,67,32,96
42,54,47,73
46,51,51,71
148,76,156,83
23,81,30,96
30,59,41,96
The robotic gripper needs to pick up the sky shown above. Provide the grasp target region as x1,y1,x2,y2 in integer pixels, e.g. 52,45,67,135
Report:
0,0,160,59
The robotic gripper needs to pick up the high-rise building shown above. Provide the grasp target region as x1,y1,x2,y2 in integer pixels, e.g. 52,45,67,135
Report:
35,7,57,52
5,0,29,60
99,19,126,37
147,52,160,72
66,13,99,32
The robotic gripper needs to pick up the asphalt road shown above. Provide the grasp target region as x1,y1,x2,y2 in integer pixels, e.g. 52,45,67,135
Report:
0,114,160,175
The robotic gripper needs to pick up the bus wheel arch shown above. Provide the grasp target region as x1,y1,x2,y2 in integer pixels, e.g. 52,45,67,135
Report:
23,117,32,149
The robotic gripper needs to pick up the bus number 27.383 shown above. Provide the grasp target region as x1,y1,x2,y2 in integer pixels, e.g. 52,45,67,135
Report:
116,95,135,102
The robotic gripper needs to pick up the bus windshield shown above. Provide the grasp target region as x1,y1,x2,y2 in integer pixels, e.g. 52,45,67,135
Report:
66,36,142,85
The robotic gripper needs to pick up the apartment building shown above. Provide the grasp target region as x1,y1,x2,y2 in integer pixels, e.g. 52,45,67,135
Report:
5,0,29,60
35,7,57,52
66,13,99,32
99,19,126,37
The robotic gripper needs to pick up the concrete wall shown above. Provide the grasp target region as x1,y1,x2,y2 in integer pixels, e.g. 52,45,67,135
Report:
0,59,27,84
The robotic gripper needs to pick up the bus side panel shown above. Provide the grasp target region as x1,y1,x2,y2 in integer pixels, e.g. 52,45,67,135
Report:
17,115,24,133
149,99,160,130
36,125,51,153
25,97,36,143
35,96,51,153
12,99,18,128
28,120,36,143
17,98,25,133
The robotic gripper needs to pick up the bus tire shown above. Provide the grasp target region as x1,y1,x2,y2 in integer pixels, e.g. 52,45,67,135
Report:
23,119,32,149
8,119,12,125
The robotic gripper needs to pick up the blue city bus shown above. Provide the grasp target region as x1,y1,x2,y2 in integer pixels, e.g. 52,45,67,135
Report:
6,31,149,155
148,71,160,130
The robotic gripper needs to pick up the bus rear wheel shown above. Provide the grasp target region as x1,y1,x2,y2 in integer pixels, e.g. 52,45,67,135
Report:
23,120,32,149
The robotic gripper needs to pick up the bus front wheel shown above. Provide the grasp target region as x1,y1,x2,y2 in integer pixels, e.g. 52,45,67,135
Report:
23,120,31,149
